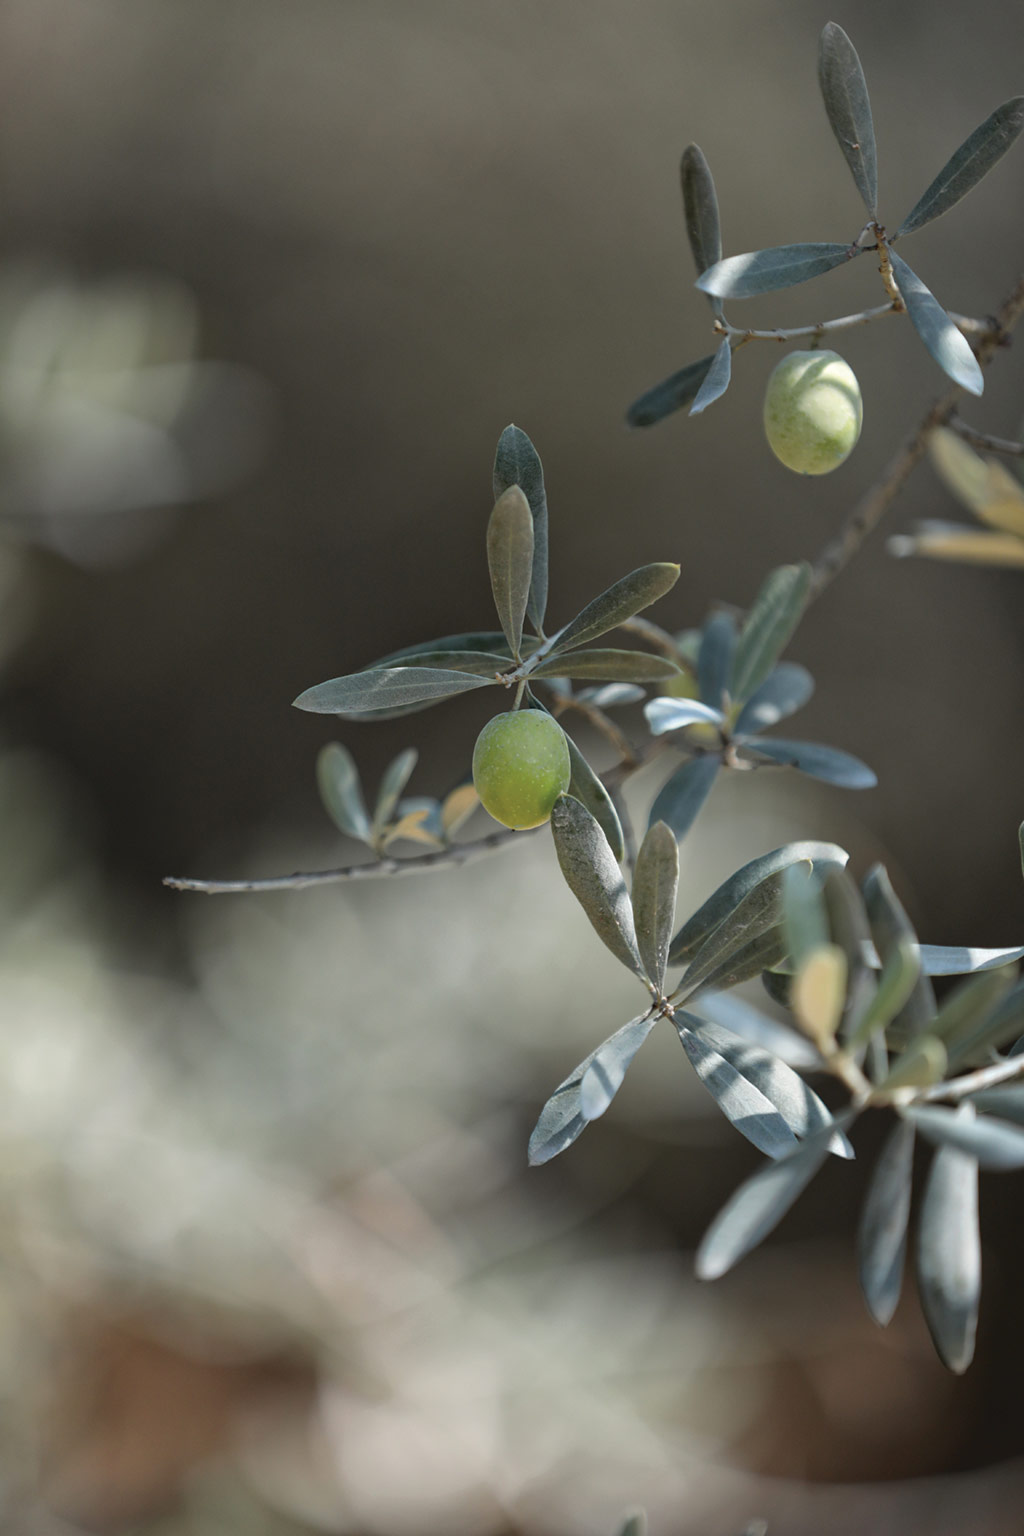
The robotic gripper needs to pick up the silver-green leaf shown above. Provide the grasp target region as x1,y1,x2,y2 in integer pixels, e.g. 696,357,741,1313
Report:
528,1013,656,1164
316,743,372,843
697,611,737,711
696,244,854,300
551,564,681,655
493,424,549,634
294,666,496,715
906,1104,1024,1170
632,821,679,992
681,143,723,281
858,1118,915,1326
730,564,812,705
627,355,717,428
689,337,732,416
565,732,625,865
917,1106,981,1372
733,663,814,734
550,794,646,979
897,98,1024,238
889,251,984,396
648,756,719,843
818,22,878,216
486,485,534,660
373,746,418,836
737,736,877,789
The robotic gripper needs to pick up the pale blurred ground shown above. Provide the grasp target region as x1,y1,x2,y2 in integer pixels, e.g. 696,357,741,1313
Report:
0,3,1023,1533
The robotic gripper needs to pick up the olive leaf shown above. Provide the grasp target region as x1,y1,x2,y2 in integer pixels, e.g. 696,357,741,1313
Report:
550,794,646,979
564,732,625,864
295,666,497,715
888,251,984,396
733,663,814,734
689,336,732,416
736,736,877,789
697,611,737,711
549,564,681,655
530,649,681,683
695,243,855,300
897,97,1024,238
917,1106,981,1373
858,1118,915,1326
730,563,811,706
626,354,718,428
493,424,549,634
647,756,719,843
372,747,419,839
818,22,878,216
316,742,372,843
528,1013,657,1165
906,1104,1024,1170
486,485,534,660
632,821,679,991
681,142,723,282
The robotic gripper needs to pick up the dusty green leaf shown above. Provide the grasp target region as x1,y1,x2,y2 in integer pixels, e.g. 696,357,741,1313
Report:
579,1014,659,1123
689,336,732,416
897,98,1024,237
968,1085,1024,1124
550,794,645,979
487,485,534,660
858,1117,915,1326
907,1103,1024,1170
676,1021,800,1159
316,743,372,843
365,631,521,668
681,142,723,279
565,732,625,864
697,611,737,711
782,860,828,968
818,22,878,215
738,736,877,788
669,841,848,965
946,978,1024,1067
682,866,805,997
531,649,682,683
791,944,847,1050
626,354,718,428
730,564,811,705
879,1034,948,1091
696,1119,851,1280
295,666,496,715
551,564,681,655
733,663,814,734
493,424,549,634
677,924,791,1001
632,821,679,991
848,866,921,1046
644,697,725,735
373,746,418,835
932,965,1017,1050
696,244,855,300
648,756,719,843
889,251,984,396
441,780,480,839
918,944,1024,975
917,1107,981,1373
695,990,823,1069
528,1013,656,1164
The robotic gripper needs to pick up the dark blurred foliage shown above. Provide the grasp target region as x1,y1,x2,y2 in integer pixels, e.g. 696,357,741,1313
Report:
0,3,1024,1532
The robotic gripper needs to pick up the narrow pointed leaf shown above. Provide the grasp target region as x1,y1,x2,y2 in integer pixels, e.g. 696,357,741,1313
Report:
528,1013,656,1164
968,1085,1024,1124
889,251,984,396
917,1109,980,1372
679,1014,853,1156
738,736,877,789
360,649,513,676
669,841,848,965
932,965,1018,1049
907,1103,1024,1170
632,821,679,990
689,337,732,416
696,1119,851,1280
849,867,921,1045
858,1118,915,1326
551,564,681,655
682,866,805,996
316,743,372,843
565,732,625,864
734,663,814,734
879,1034,948,1090
373,746,418,834
648,756,719,843
681,143,723,279
890,522,1024,567
676,924,791,1001
493,425,548,633
947,978,1024,1066
695,990,823,1069
486,486,534,659
627,354,717,428
697,611,737,711
676,1022,799,1159
365,631,520,668
730,564,811,705
531,649,682,683
891,968,938,1041
919,943,1024,975
696,244,854,300
441,780,479,839
294,666,495,715
550,794,645,978
580,1014,659,1123
791,945,848,1051
577,682,646,708
782,860,828,967
818,22,878,215
897,98,1024,237
929,427,1024,536
644,697,725,735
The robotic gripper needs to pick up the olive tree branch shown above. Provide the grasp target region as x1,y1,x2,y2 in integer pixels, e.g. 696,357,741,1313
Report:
919,1053,1024,1103
948,414,1024,457
713,304,988,346
807,268,1024,601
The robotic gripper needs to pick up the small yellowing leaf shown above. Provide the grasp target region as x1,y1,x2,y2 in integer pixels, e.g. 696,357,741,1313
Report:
791,943,847,1050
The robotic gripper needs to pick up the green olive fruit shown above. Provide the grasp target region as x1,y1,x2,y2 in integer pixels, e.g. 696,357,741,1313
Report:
763,349,863,475
472,710,571,830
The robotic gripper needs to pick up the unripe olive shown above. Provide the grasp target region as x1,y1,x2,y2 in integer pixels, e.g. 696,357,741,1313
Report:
472,710,571,830
763,349,863,475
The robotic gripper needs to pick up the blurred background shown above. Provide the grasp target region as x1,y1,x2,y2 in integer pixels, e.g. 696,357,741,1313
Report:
1,2,1024,1532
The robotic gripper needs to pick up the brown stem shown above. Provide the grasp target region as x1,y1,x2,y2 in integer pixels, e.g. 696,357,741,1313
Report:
948,414,1024,458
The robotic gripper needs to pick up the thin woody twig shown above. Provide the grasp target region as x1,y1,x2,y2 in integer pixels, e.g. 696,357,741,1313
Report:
948,414,1024,458
920,1053,1024,1103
